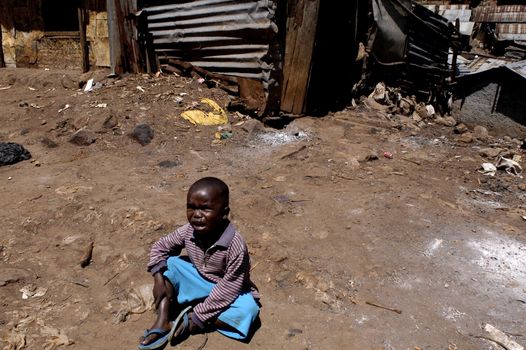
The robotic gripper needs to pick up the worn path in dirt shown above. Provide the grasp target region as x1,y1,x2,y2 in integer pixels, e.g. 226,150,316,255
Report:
1,68,526,350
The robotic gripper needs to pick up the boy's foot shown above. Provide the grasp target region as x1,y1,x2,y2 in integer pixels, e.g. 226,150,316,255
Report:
139,320,172,347
170,306,194,345
138,326,172,350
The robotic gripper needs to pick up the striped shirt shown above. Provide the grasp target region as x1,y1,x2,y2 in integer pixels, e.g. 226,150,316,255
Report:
147,222,259,325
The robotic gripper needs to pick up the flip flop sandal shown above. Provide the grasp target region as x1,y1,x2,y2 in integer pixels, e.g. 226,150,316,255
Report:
170,305,193,345
137,328,171,350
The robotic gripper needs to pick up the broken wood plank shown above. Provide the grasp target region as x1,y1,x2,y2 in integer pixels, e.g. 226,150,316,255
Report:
280,0,320,114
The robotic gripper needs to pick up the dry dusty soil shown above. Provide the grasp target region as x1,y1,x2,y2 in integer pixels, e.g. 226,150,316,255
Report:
1,68,526,350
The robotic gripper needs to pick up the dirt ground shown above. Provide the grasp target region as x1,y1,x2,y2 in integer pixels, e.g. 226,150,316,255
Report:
1,68,526,350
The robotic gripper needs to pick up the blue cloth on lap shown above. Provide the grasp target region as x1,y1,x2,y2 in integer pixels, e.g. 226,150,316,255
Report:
163,256,259,340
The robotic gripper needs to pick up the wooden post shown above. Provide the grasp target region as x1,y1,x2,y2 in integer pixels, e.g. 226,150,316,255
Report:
107,0,119,74
78,0,89,72
107,0,143,74
280,0,320,115
0,27,4,68
450,18,460,82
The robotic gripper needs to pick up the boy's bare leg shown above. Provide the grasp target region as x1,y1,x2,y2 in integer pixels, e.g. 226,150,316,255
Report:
141,280,176,345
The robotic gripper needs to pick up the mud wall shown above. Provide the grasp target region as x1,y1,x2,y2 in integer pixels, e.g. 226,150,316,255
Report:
0,0,109,69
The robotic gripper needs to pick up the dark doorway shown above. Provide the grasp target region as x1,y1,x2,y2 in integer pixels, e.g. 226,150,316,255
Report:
305,1,370,116
42,0,79,32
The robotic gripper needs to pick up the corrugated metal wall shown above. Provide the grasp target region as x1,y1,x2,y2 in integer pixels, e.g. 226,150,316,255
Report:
141,0,277,82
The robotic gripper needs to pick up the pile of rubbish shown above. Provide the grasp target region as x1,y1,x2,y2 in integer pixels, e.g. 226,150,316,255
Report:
360,82,451,128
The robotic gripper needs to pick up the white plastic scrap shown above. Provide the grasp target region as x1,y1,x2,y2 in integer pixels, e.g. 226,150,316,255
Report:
425,104,435,117
20,285,47,299
83,78,94,92
478,163,497,176
496,156,523,177
58,104,70,113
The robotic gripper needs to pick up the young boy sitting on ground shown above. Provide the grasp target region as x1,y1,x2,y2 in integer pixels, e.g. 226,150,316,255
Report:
139,177,260,350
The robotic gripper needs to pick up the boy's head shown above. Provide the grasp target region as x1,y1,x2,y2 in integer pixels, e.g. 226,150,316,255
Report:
187,177,230,236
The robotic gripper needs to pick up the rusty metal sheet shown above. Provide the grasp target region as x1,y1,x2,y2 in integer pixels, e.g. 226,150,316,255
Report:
496,23,526,41
473,5,526,23
422,5,471,22
141,0,277,81
505,60,526,79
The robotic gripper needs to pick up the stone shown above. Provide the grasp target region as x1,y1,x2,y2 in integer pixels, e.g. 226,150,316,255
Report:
61,75,78,89
158,160,180,168
69,129,96,146
458,132,473,143
435,116,456,127
41,137,58,148
479,147,503,159
358,151,379,162
518,183,526,191
473,125,489,141
503,136,512,142
102,113,118,129
454,123,468,134
130,124,154,146
0,143,32,166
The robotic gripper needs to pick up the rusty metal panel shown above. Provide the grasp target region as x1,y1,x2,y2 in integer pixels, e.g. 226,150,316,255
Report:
496,23,526,41
141,0,277,81
422,4,471,22
422,4,473,35
473,5,526,23
505,60,526,80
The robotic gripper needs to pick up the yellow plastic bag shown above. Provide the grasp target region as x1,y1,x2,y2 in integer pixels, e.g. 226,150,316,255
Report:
181,98,228,125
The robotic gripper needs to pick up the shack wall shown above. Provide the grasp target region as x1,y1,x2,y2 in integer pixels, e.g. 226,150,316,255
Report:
0,0,110,69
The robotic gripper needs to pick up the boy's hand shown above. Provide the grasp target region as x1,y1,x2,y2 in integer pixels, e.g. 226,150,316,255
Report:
152,272,167,308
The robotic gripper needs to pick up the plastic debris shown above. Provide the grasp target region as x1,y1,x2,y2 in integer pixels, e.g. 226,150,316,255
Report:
496,156,523,177
114,284,154,323
383,151,394,159
58,104,70,113
479,163,497,176
181,98,228,126
20,285,47,299
425,104,435,117
84,78,94,92
215,131,233,140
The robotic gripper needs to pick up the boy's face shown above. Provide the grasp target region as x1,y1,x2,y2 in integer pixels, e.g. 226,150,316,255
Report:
186,185,229,236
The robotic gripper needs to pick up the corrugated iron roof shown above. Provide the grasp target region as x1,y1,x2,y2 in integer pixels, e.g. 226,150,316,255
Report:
141,0,277,81
496,23,526,41
423,4,471,22
473,5,526,23
455,56,526,80
505,59,526,79
422,4,473,35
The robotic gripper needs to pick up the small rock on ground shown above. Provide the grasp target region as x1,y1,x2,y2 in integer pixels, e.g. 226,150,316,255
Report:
0,142,31,166
69,129,96,146
130,124,154,146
